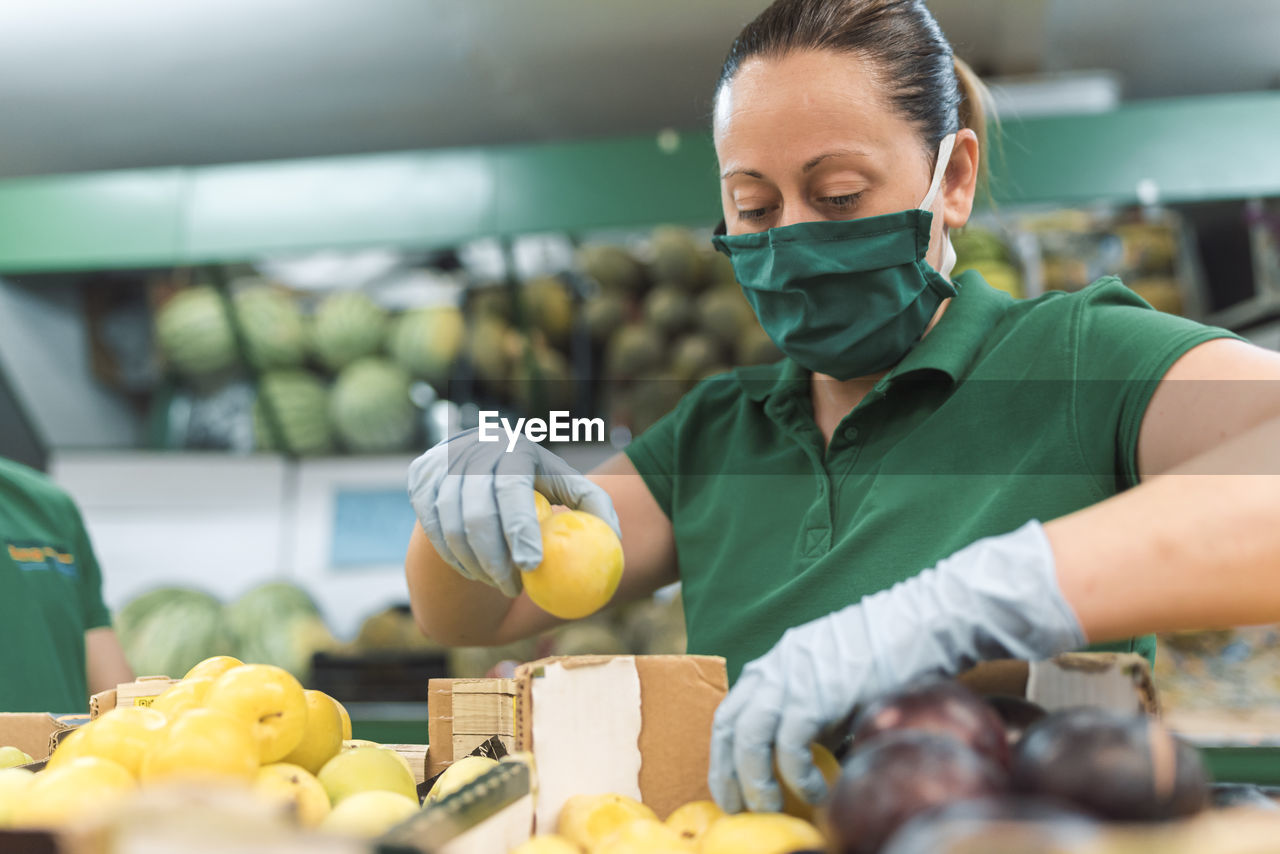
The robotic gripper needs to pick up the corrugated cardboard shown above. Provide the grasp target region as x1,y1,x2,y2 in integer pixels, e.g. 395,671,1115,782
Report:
959,652,1160,715
90,676,176,718
0,713,83,762
427,678,517,779
513,654,727,825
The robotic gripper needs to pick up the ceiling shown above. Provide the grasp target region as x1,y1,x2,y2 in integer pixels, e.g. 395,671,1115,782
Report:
0,0,1277,178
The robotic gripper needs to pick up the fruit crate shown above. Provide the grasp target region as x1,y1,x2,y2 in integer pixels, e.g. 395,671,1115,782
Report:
310,650,449,704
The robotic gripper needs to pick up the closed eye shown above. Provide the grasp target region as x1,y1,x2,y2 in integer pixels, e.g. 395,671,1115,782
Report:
822,193,862,209
737,208,769,221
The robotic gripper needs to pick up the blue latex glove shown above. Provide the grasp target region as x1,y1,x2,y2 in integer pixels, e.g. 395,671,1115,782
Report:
407,428,621,597
708,520,1086,814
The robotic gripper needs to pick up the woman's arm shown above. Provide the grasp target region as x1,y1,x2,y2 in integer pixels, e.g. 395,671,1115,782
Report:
1050,338,1280,641
86,627,133,697
406,452,678,646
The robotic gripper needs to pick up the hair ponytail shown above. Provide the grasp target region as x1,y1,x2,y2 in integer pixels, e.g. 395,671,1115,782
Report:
953,56,996,198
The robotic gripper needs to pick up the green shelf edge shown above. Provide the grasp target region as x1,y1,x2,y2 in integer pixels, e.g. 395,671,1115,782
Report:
1202,745,1280,787
351,717,428,746
1,92,1278,274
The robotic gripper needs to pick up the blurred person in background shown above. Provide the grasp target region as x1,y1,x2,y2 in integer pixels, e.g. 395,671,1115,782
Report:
0,457,132,712
406,0,1280,817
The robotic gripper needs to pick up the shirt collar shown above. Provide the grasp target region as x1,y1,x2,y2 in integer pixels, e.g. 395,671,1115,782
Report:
738,270,1010,403
883,269,1011,384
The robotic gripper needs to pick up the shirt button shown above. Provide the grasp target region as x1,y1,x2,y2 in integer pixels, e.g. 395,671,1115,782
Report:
844,426,859,441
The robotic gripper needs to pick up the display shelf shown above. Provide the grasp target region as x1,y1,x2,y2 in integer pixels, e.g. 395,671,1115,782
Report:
1,92,1277,274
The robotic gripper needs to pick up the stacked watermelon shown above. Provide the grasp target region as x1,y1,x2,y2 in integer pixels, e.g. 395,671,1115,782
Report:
154,279,471,455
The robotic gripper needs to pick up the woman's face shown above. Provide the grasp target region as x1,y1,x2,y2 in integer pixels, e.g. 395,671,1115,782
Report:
714,49,979,272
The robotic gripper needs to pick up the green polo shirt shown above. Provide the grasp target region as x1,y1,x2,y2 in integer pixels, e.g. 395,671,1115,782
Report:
625,271,1238,682
0,459,112,712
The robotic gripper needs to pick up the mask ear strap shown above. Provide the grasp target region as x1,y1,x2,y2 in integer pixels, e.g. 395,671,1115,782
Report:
919,133,957,212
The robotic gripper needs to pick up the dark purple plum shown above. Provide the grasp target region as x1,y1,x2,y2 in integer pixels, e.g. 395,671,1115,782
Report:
1011,707,1209,821
827,731,1008,854
984,695,1048,746
851,678,1011,769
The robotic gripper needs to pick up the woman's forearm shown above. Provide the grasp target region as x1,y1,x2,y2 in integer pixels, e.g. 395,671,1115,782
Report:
1049,415,1280,642
405,522,527,646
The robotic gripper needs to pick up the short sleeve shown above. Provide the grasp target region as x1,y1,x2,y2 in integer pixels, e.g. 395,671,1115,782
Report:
1070,278,1242,490
66,499,111,631
622,401,683,520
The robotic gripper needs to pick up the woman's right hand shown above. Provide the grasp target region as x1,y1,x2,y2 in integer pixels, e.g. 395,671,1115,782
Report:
407,429,622,598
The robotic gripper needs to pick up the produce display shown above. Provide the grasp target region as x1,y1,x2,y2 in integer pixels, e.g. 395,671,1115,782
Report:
0,657,427,837
114,582,339,685
147,225,784,455
1014,207,1192,312
2,661,1278,851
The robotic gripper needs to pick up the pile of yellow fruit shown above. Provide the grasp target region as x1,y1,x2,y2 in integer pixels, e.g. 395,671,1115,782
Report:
514,793,825,854
0,655,427,838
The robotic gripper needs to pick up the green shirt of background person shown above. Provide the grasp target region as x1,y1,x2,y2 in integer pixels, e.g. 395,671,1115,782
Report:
0,459,133,712
405,0,1280,815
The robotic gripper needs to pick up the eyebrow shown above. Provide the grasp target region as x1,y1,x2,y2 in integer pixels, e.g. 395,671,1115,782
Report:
719,149,871,181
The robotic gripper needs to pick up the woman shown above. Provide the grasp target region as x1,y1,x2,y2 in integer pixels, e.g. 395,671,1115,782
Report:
407,0,1280,817
1,456,134,712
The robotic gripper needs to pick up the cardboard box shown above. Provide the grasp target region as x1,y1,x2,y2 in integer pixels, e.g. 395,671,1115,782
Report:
89,676,177,718
427,678,517,779
0,713,86,763
959,652,1160,715
513,654,728,828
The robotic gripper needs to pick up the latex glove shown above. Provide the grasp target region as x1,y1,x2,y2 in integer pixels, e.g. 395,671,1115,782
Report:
708,520,1086,814
408,428,621,597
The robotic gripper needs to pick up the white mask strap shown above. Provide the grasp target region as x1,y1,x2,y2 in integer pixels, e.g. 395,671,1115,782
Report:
918,133,956,212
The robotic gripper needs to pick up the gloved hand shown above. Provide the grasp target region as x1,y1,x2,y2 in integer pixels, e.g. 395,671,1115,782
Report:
708,520,1086,814
408,428,621,597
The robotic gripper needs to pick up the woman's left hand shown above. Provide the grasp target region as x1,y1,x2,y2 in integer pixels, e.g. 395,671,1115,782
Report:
708,520,1086,814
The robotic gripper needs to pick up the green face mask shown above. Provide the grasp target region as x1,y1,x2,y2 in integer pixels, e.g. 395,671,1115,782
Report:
712,134,959,381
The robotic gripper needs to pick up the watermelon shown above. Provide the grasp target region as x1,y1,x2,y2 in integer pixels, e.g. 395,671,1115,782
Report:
233,284,307,370
254,370,333,456
650,226,706,291
311,292,388,372
522,276,575,347
329,357,417,453
466,316,516,384
225,582,336,683
577,244,646,294
697,287,754,348
154,286,237,380
114,588,234,679
387,306,465,389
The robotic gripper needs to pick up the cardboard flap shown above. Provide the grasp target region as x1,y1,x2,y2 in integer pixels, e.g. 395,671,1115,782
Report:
89,688,117,719
0,714,71,761
635,656,727,818
959,653,1159,715
514,654,727,826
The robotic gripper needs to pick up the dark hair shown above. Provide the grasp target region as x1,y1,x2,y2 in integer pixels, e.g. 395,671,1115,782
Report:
715,0,989,181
